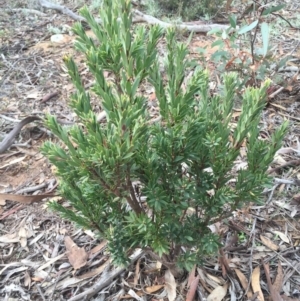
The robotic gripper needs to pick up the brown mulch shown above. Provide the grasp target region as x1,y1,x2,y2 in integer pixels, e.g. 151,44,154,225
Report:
0,0,300,300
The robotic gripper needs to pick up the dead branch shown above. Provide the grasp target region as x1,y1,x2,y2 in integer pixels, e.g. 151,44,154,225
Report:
0,116,42,154
38,0,229,33
133,9,229,33
38,0,85,22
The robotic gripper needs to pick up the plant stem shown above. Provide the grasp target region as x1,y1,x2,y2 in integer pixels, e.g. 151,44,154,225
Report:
126,165,144,215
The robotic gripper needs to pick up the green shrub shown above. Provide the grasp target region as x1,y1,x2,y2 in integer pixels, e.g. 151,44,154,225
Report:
204,4,288,89
41,0,287,271
154,0,224,20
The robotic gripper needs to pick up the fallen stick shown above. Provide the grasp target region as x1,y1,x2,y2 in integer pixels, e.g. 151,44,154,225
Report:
38,0,229,33
0,116,42,154
68,249,143,301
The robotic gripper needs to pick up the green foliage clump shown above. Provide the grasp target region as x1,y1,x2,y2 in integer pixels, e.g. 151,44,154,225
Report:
204,3,288,89
154,0,224,20
41,0,287,270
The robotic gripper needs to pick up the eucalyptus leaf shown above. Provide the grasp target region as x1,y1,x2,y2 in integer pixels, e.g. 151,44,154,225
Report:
262,4,285,16
238,20,258,35
261,22,270,57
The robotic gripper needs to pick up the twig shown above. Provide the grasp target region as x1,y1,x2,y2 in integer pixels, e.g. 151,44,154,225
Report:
68,249,143,301
274,177,300,185
0,55,34,89
36,284,47,301
12,139,33,149
133,9,229,32
40,91,59,103
244,217,257,297
265,247,300,263
247,8,264,66
126,165,144,215
0,204,25,220
268,159,300,174
258,240,300,277
49,270,63,301
0,116,42,154
16,182,48,194
268,86,284,98
266,183,279,205
0,115,21,123
278,111,300,122
262,261,282,301
38,0,85,22
272,12,300,30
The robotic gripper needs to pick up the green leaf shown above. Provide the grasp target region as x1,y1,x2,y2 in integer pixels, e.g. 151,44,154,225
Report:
262,4,285,16
261,22,269,57
207,27,222,35
229,15,237,29
238,20,258,35
211,40,224,48
277,56,290,69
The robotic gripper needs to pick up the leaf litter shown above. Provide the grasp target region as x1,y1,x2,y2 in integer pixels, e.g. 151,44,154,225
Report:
0,0,300,300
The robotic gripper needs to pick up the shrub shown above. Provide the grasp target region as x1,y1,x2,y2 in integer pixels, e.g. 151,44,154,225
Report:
204,3,288,90
151,0,224,20
41,0,288,271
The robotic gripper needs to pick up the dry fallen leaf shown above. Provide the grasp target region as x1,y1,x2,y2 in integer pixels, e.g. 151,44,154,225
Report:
88,240,107,258
77,261,109,279
156,261,162,270
64,236,88,270
31,277,44,282
0,156,26,169
260,235,279,251
0,232,19,243
127,289,144,301
197,268,213,293
207,273,224,285
0,193,56,204
148,92,157,101
121,291,144,300
186,275,200,301
273,154,287,165
187,265,197,287
273,231,290,244
165,269,176,301
26,89,40,99
276,147,299,155
234,269,253,299
24,271,31,288
19,227,30,248
145,285,164,293
262,262,282,301
273,262,283,294
134,258,141,286
251,266,264,301
207,283,228,301
37,253,66,271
